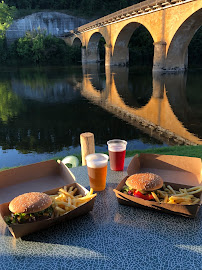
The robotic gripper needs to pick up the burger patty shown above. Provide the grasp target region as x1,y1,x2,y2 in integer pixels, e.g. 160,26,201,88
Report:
5,205,54,225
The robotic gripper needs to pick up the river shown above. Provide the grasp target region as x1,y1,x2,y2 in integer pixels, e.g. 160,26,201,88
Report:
0,64,202,168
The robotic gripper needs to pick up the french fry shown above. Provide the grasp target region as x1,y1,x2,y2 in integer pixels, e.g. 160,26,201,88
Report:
71,188,78,195
68,186,73,193
74,194,82,198
56,201,69,207
55,206,66,213
164,193,168,203
167,185,176,194
67,197,71,207
69,205,77,210
155,184,201,205
151,192,160,203
88,188,94,196
75,193,97,201
59,188,75,199
191,198,200,205
186,186,202,192
52,186,97,216
157,190,165,198
186,189,202,195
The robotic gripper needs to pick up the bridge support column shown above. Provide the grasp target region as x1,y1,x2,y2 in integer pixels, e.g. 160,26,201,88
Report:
152,73,164,99
153,41,167,72
112,47,129,66
82,47,87,64
86,46,100,63
105,45,112,66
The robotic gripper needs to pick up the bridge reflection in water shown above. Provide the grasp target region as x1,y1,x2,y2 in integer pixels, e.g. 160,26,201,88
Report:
81,64,202,146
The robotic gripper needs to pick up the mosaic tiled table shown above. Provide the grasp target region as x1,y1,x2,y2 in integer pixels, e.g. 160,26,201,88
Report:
0,157,201,270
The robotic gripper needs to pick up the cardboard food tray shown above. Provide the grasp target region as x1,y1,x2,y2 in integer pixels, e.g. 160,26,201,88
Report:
113,154,202,218
0,160,96,238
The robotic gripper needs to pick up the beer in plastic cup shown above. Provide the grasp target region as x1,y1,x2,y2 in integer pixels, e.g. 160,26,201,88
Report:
107,139,127,171
85,153,109,191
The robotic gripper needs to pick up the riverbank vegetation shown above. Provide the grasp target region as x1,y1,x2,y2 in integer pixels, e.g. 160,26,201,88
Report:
0,33,81,64
11,30,81,64
0,1,15,61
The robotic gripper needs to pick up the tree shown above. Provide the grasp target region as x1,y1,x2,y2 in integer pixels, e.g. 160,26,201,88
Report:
0,1,16,38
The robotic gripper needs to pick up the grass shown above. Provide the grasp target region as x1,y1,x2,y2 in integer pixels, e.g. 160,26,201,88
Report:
125,145,202,159
1,145,202,171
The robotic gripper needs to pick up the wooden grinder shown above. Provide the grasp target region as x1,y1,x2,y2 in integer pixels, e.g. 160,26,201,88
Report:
80,132,95,166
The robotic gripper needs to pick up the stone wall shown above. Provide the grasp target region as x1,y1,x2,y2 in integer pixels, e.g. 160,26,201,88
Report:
6,12,88,44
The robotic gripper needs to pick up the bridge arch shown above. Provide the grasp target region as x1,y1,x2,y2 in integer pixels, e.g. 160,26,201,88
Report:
86,32,106,63
166,8,202,71
72,37,82,47
112,22,154,66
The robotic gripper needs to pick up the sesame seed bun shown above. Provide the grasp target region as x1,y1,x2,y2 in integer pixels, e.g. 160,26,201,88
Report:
125,173,163,191
9,192,52,214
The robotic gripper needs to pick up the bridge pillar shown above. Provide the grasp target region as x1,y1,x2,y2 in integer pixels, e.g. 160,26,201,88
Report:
153,41,167,72
112,47,129,66
105,45,112,66
152,73,164,99
86,45,100,63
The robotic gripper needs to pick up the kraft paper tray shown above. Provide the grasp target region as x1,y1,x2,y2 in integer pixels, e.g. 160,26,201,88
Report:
114,154,202,218
0,160,96,238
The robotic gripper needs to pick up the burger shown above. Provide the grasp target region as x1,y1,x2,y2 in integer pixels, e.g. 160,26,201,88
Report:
122,172,163,200
5,192,54,225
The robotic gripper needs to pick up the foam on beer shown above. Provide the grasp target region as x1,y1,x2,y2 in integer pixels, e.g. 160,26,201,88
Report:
108,142,126,152
86,153,108,168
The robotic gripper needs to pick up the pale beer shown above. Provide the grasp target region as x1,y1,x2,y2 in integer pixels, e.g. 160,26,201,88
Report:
86,153,109,191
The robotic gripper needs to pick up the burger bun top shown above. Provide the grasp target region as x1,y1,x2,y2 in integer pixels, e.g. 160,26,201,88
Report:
9,192,52,214
125,173,163,191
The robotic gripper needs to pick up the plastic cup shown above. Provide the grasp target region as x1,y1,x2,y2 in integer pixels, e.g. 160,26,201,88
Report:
85,153,109,191
107,139,127,171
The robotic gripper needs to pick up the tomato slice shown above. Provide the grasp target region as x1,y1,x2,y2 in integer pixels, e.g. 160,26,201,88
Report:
133,190,154,200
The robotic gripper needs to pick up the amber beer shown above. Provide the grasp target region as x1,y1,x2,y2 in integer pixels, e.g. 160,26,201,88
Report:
86,153,109,191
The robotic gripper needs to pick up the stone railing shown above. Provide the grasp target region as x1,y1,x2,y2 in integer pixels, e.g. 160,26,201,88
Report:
73,0,194,33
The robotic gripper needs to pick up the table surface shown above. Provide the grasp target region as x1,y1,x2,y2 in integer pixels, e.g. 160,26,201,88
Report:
0,157,201,270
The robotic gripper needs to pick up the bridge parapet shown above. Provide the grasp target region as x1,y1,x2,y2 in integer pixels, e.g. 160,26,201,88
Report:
75,0,195,33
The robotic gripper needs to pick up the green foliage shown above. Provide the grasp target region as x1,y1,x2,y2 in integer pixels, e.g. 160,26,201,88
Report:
11,29,81,64
0,1,16,38
0,38,7,61
5,0,142,17
129,25,154,66
0,1,16,62
0,80,24,123
188,26,202,67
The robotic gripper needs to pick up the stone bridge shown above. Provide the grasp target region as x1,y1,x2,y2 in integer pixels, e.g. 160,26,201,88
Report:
63,0,202,72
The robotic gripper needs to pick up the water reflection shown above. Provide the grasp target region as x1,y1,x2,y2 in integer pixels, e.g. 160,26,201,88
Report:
82,64,202,146
0,65,201,168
